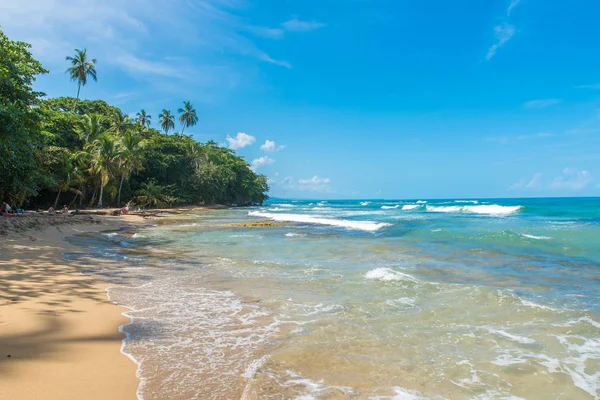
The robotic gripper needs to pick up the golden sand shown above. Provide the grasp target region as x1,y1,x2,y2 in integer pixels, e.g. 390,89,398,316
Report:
0,214,145,400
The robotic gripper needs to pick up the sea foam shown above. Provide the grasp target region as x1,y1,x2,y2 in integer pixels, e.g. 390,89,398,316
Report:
248,211,391,232
521,233,552,240
364,267,418,282
425,204,522,215
402,205,420,211
381,205,399,209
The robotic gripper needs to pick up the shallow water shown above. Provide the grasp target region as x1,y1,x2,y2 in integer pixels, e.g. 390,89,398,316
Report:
66,198,600,399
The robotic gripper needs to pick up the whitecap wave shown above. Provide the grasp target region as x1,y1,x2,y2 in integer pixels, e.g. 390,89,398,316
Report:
364,267,418,282
455,200,479,204
416,200,427,204
425,204,522,215
381,205,399,209
248,212,391,232
360,201,370,206
402,205,420,211
521,233,552,240
285,232,307,237
272,203,295,208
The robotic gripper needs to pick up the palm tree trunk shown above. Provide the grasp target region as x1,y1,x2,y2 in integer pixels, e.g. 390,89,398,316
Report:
69,193,78,208
180,126,185,136
98,185,104,208
53,189,62,209
79,185,85,208
73,82,81,114
90,182,98,207
117,174,125,206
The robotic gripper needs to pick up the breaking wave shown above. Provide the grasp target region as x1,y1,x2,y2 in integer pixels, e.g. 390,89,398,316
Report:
248,211,391,232
425,204,522,215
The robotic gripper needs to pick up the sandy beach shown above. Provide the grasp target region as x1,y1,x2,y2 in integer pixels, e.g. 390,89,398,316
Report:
0,214,144,400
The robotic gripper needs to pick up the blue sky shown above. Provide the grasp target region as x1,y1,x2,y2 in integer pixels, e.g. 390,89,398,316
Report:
2,0,599,199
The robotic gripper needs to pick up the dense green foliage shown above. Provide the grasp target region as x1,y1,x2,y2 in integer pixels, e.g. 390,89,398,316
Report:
0,29,268,208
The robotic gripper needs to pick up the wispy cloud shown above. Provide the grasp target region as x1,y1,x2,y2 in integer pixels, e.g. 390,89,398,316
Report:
549,168,593,190
226,132,256,150
486,0,523,61
508,173,543,191
112,53,189,79
281,17,326,32
509,168,594,192
517,132,554,140
523,99,562,109
298,176,330,185
272,175,332,193
507,0,521,16
576,84,600,90
486,23,516,61
0,0,294,105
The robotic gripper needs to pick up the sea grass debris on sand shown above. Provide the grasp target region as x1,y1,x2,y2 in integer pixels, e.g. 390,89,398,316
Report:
230,220,280,228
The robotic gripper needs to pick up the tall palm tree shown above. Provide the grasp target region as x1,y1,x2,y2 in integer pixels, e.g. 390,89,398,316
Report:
109,110,133,136
116,131,146,206
86,135,121,208
177,101,198,135
136,109,151,128
65,48,97,113
158,109,175,135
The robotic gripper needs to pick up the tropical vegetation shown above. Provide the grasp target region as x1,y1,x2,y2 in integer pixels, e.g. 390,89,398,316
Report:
0,29,269,209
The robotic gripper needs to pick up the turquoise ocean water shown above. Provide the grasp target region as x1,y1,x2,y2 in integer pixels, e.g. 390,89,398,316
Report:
66,197,599,399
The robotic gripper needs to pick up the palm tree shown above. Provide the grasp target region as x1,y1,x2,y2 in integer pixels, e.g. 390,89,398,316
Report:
86,135,121,208
109,111,133,136
136,109,151,128
116,131,146,206
135,180,175,209
53,151,83,208
177,101,198,135
65,48,97,113
75,114,104,144
185,141,207,170
158,109,175,135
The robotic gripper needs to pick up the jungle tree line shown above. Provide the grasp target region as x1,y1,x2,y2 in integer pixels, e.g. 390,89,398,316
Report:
0,29,269,208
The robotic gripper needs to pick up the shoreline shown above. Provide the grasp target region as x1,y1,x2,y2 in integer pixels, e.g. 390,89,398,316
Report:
0,214,148,400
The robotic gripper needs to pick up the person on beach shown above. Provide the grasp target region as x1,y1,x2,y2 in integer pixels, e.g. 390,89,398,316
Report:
63,205,69,213
48,206,55,213
121,204,129,215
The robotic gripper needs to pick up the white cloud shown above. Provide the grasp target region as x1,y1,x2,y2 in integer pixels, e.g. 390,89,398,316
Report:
226,132,256,150
508,173,543,191
260,140,285,152
281,18,326,32
523,99,562,109
486,23,516,60
250,156,275,171
549,168,593,190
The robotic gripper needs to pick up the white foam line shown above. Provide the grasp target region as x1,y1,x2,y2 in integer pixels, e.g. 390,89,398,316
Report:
105,286,146,400
521,233,552,240
248,211,391,232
